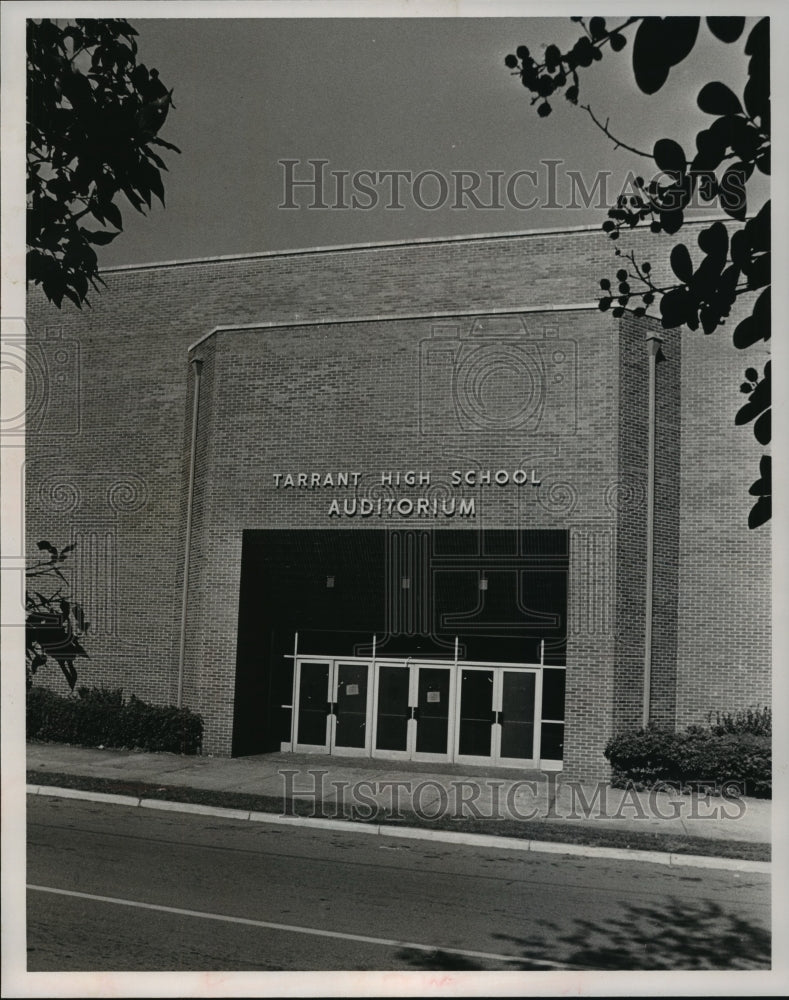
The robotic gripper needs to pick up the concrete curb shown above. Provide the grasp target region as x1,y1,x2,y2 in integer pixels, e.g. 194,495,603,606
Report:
27,784,770,874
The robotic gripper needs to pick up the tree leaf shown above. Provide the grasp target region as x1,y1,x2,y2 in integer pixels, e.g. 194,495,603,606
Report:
149,135,181,154
670,243,693,282
665,18,700,67
589,17,607,40
634,17,699,93
660,286,694,327
633,19,670,95
697,220,728,260
744,201,770,252
697,81,743,116
736,380,769,425
733,316,761,350
753,409,770,446
748,495,770,529
101,201,123,230
706,17,745,44
653,138,686,173
79,228,120,245
744,18,769,57
660,207,684,236
752,287,771,338
719,164,747,220
744,250,770,291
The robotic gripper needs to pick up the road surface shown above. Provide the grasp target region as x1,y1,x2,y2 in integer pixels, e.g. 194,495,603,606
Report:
26,795,770,972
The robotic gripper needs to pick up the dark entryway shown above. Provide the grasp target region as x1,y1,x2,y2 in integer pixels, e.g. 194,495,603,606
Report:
232,528,568,756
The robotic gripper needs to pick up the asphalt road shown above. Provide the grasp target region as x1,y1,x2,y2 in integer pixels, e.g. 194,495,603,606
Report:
26,796,770,972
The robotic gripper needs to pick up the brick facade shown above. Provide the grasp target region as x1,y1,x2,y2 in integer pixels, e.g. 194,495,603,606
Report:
25,223,771,779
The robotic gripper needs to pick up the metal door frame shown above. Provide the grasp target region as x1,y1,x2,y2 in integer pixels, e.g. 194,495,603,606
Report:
452,664,542,768
411,660,457,763
291,657,375,756
288,647,563,769
371,659,413,761
291,657,332,754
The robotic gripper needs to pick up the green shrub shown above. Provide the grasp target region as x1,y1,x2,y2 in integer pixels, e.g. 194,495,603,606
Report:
27,686,203,755
605,722,771,798
603,727,685,786
707,705,771,737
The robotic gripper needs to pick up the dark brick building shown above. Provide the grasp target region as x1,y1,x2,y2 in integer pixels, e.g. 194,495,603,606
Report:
25,223,771,779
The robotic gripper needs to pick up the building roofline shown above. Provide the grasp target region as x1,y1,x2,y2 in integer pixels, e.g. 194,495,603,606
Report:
102,213,734,275
187,301,600,353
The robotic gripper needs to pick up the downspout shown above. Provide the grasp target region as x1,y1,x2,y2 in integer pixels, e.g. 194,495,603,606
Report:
642,332,663,727
177,357,203,708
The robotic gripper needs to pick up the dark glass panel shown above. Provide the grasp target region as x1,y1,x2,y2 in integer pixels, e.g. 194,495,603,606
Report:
416,668,451,754
334,662,368,749
500,670,535,759
541,669,566,721
375,665,410,751
458,669,494,757
540,722,564,761
297,661,330,746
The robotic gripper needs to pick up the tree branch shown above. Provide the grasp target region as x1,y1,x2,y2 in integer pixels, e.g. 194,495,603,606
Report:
581,104,655,159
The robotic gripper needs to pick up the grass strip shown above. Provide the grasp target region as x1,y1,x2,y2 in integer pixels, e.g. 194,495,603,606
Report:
27,769,770,863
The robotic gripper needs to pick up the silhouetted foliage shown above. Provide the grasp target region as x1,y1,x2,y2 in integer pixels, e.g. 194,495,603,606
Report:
27,18,179,308
505,17,770,527
26,539,89,691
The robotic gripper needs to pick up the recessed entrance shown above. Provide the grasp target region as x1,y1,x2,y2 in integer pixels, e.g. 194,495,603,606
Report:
289,654,564,769
233,527,568,758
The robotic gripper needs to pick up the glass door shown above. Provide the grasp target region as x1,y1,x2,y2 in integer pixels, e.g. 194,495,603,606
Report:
372,662,412,759
454,667,496,764
293,656,549,768
413,664,455,761
293,659,331,752
330,661,372,756
497,668,539,766
372,661,455,762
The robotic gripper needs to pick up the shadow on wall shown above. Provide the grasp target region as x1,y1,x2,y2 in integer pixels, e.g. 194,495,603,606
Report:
396,896,770,971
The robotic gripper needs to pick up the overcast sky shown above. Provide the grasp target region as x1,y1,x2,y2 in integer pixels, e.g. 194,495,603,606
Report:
95,15,764,266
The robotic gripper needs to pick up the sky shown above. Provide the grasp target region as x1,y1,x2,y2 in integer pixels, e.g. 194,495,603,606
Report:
89,14,767,267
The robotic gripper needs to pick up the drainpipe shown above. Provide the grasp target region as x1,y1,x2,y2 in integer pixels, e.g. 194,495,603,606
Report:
642,333,663,727
177,357,203,708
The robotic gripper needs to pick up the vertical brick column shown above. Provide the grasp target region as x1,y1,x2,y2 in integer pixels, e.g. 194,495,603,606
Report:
563,523,616,781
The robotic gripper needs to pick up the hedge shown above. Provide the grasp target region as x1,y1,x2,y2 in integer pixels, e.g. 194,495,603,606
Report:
27,686,203,755
605,725,771,798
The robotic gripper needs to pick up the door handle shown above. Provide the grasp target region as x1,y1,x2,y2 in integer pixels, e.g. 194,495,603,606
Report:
410,706,420,721
326,702,336,716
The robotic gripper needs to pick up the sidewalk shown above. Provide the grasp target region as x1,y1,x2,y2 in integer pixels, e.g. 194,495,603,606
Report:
26,742,771,861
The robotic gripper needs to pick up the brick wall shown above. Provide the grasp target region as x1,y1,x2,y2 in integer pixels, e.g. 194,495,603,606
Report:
676,306,771,725
188,311,622,761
